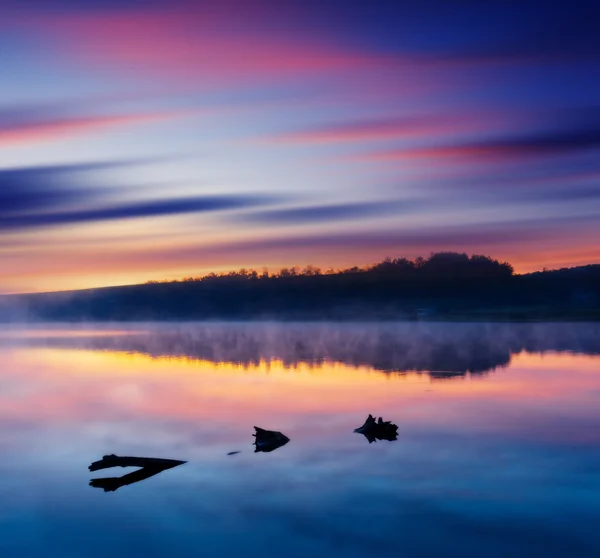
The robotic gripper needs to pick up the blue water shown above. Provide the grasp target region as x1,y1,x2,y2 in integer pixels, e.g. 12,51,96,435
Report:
0,322,599,557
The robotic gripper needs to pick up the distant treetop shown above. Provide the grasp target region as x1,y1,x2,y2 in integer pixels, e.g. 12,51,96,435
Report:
146,252,514,284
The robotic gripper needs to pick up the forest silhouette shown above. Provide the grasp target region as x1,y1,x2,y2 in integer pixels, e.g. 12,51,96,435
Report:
146,251,515,284
2,252,600,321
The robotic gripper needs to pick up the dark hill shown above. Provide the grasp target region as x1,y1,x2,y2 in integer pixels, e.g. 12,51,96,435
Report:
1,253,599,321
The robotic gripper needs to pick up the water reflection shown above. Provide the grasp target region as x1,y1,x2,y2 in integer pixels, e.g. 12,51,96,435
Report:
1,323,600,557
3,321,599,377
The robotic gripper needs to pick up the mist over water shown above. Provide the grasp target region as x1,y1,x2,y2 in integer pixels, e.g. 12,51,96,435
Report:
1,322,600,557
4,321,600,374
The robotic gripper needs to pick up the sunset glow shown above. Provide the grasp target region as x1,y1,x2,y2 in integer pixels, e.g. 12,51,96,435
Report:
1,1,599,292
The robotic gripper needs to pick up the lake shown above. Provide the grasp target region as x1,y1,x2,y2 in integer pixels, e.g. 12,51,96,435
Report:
1,322,599,557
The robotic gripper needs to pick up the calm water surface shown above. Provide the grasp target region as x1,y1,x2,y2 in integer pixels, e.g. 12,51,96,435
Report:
1,322,599,557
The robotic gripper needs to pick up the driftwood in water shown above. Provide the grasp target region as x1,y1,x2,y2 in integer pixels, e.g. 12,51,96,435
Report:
89,454,186,492
89,454,187,472
354,414,398,443
253,427,290,453
90,466,176,492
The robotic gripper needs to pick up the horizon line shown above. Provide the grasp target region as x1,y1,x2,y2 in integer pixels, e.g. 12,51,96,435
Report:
3,254,599,297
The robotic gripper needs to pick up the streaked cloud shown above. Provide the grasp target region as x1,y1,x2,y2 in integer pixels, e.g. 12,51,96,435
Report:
234,200,424,225
0,163,277,231
260,115,465,144
0,163,118,214
0,195,277,231
360,114,600,163
20,8,387,85
0,106,186,147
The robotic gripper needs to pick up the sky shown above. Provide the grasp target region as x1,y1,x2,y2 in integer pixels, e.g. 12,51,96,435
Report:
1,0,599,293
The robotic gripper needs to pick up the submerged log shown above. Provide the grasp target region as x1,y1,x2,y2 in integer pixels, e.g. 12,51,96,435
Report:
253,427,290,453
89,454,187,492
90,466,172,492
89,454,187,472
354,414,398,443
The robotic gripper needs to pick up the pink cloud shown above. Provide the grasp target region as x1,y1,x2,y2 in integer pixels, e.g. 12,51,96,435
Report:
4,6,443,101
258,111,515,145
358,145,508,164
22,10,377,83
0,111,185,147
258,116,463,144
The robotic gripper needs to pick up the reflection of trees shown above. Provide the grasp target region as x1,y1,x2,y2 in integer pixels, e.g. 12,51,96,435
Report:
16,322,600,379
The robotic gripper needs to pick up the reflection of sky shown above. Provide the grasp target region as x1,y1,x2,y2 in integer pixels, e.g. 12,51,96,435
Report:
1,326,600,556
1,1,600,292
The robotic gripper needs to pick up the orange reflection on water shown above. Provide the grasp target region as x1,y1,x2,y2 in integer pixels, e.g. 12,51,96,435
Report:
2,346,599,448
5,348,427,422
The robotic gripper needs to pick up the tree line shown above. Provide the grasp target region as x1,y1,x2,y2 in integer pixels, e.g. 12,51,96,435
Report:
146,252,515,285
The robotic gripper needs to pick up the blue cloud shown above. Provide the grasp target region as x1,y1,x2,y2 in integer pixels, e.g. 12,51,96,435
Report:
0,163,114,215
235,200,422,226
0,163,276,231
